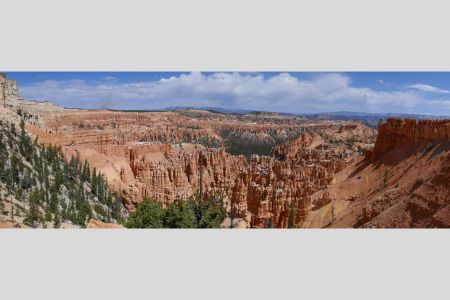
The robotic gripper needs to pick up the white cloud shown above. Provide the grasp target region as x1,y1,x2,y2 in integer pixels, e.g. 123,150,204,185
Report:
102,76,117,81
377,79,391,86
18,72,450,115
407,83,450,94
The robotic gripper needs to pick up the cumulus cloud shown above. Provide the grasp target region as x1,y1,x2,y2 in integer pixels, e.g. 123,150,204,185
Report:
18,72,450,115
407,83,450,94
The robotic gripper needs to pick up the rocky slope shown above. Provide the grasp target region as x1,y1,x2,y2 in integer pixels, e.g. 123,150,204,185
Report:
305,118,450,228
0,119,124,228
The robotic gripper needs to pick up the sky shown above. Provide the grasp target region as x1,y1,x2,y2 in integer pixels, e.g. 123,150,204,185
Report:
5,72,450,116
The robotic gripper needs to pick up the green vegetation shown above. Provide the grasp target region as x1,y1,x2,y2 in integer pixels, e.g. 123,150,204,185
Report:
0,119,124,228
163,200,195,228
125,198,164,228
125,194,226,228
182,136,221,148
219,129,300,158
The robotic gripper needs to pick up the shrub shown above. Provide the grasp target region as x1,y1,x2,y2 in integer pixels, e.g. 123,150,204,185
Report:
125,198,164,228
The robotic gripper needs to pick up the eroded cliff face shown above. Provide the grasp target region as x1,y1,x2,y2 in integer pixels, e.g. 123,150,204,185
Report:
238,134,353,228
309,118,450,228
0,74,20,109
369,118,450,160
121,143,247,210
0,74,64,127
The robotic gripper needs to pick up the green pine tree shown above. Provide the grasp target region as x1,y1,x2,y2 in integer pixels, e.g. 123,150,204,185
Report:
125,198,164,228
53,208,61,228
24,190,43,228
163,200,195,228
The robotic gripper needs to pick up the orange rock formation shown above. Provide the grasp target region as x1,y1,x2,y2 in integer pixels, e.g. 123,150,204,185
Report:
21,105,372,228
305,118,450,228
369,118,450,160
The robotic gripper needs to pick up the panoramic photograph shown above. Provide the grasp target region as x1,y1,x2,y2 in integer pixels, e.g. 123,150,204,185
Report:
0,72,449,228
4,1,450,299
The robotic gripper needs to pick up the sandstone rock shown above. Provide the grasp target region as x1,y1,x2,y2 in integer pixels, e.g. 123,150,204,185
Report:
370,118,450,160
0,74,20,109
86,219,125,229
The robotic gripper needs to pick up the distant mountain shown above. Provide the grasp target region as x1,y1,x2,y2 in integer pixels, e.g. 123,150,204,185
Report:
163,106,255,115
105,105,449,125
306,111,450,126
309,110,449,118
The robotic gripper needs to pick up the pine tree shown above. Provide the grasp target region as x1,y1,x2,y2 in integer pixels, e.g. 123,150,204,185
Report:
125,198,164,228
24,190,43,228
54,169,63,190
10,123,16,136
21,169,32,190
53,208,61,228
111,194,123,222
10,151,18,183
19,118,33,161
44,204,53,222
188,193,225,228
0,195,4,215
163,200,195,228
91,167,98,195
82,159,90,182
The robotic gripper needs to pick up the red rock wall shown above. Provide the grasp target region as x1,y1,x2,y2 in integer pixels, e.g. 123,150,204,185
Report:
371,118,450,160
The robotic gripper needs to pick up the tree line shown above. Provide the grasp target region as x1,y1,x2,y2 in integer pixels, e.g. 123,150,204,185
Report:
125,193,226,228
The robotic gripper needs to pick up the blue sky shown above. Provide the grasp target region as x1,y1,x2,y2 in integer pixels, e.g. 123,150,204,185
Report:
5,72,450,115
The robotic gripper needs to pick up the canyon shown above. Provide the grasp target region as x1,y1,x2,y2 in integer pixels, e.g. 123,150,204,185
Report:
1,73,450,228
26,108,375,228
